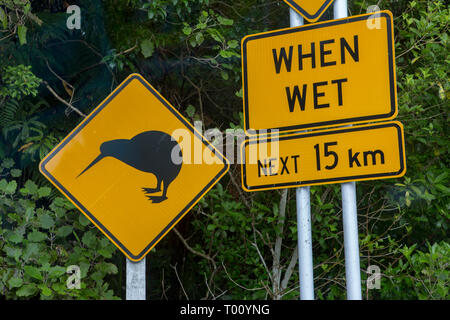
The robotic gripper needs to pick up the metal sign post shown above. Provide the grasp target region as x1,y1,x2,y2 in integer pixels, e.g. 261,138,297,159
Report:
126,257,146,300
334,0,363,300
289,9,315,301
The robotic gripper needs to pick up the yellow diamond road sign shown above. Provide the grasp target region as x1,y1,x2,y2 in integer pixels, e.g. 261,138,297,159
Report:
39,74,229,261
283,0,335,22
241,121,406,191
242,11,397,135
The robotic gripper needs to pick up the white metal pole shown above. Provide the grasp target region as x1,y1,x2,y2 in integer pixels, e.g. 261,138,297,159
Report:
334,0,363,300
296,186,314,300
290,8,314,301
334,0,349,20
126,257,146,300
341,182,362,300
289,7,303,27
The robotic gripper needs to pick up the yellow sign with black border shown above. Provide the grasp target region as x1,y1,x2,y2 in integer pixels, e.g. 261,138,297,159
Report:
242,11,397,135
241,121,406,191
40,74,229,261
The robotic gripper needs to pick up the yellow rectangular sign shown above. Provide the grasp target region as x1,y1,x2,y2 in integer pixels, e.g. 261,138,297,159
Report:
242,11,397,135
40,74,229,261
241,122,406,191
283,0,335,22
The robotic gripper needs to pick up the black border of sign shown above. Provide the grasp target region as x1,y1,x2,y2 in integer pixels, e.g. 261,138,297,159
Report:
242,11,396,136
284,0,335,22
40,74,230,261
241,122,405,191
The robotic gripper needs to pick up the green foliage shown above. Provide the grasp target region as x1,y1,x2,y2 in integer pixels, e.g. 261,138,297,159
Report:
392,0,449,243
0,0,42,45
381,242,449,299
0,65,42,128
0,65,41,100
0,159,120,299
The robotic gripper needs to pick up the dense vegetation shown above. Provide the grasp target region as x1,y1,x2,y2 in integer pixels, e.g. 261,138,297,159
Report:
0,0,448,300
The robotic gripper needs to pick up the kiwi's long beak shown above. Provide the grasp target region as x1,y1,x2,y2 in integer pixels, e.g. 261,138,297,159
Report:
77,154,105,178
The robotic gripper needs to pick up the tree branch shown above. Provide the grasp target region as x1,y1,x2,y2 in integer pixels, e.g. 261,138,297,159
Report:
43,81,86,118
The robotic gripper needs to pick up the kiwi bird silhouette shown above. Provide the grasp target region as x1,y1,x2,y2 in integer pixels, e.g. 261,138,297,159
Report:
77,131,182,203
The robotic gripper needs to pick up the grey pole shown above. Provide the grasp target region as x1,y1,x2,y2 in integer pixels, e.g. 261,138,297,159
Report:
296,186,314,300
126,257,146,300
290,8,314,301
334,0,363,300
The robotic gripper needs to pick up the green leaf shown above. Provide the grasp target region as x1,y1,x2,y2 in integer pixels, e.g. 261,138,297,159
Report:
219,50,233,58
48,266,66,279
17,24,27,45
4,246,22,261
189,37,197,47
16,284,38,297
23,243,40,261
91,271,105,281
220,70,229,80
0,179,7,191
98,248,113,258
23,180,38,195
186,105,196,118
79,214,90,227
195,32,204,45
28,230,47,242
82,231,97,248
0,7,7,29
196,22,207,29
434,172,448,184
38,284,53,297
182,26,192,35
56,225,73,237
24,265,43,280
8,231,23,244
208,29,223,42
39,214,55,229
227,40,238,49
25,207,35,221
8,277,23,289
435,184,450,195
96,262,118,275
5,180,17,194
38,187,51,198
140,39,154,58
10,169,22,178
1,158,14,169
217,16,233,26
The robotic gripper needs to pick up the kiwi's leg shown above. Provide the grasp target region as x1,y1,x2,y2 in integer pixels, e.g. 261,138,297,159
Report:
142,176,162,194
147,179,171,203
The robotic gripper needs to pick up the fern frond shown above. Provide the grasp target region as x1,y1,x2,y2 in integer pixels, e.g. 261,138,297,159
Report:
0,98,19,128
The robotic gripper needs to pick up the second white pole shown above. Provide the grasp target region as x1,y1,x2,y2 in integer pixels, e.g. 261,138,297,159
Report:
334,0,363,300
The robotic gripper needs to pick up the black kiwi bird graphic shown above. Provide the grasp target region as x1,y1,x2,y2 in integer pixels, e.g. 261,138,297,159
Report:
77,131,183,203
